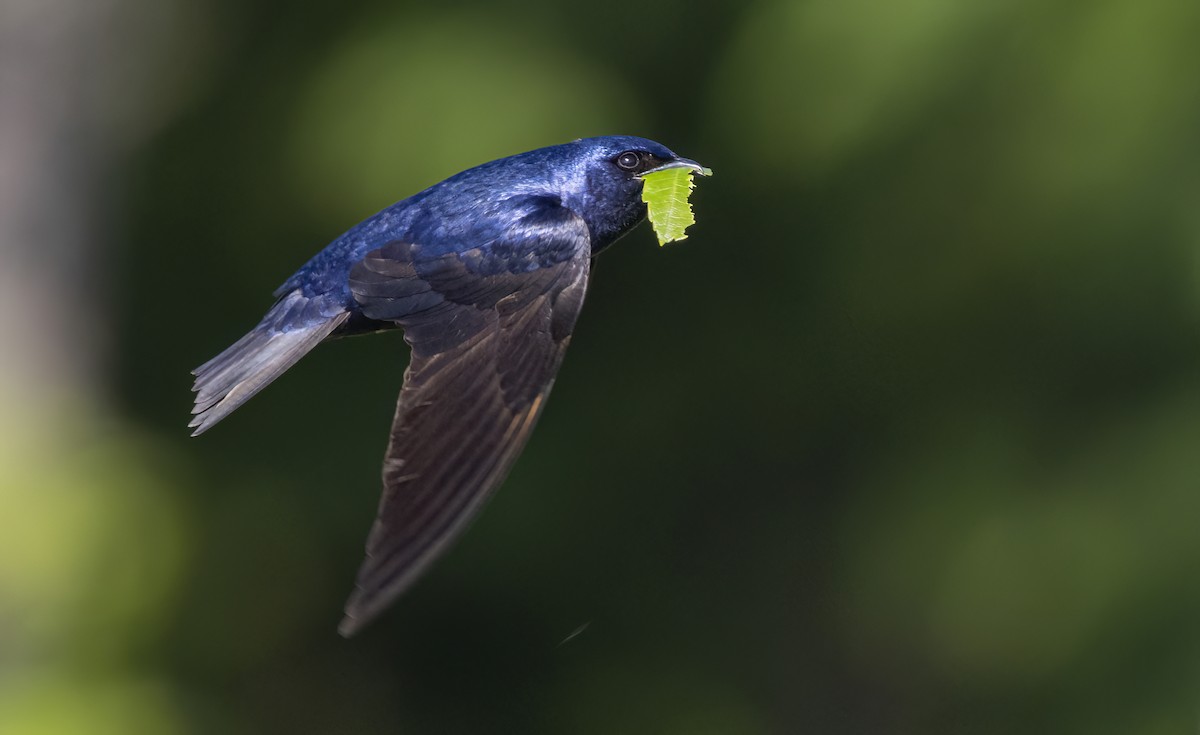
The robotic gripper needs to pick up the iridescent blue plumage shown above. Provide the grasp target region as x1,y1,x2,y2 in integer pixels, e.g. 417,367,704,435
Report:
276,136,677,305
189,135,706,635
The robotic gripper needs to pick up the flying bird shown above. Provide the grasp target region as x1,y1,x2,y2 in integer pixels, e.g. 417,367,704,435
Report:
190,136,707,636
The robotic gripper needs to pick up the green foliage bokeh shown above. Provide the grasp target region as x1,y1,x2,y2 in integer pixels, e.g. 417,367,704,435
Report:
5,0,1200,732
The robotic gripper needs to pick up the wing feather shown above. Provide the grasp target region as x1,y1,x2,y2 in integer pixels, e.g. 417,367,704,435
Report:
338,199,591,635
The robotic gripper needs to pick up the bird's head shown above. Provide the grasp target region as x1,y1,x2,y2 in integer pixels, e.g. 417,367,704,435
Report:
551,136,708,253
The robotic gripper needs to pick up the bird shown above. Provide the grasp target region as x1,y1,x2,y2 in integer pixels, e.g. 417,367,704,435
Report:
189,135,708,636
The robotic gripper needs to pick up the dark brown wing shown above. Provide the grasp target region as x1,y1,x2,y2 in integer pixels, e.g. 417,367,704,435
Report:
338,202,590,636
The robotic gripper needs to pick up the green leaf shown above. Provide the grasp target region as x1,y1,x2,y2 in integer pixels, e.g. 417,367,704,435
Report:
641,165,712,246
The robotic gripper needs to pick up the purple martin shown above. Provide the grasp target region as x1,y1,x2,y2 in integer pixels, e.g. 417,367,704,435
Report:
190,136,707,636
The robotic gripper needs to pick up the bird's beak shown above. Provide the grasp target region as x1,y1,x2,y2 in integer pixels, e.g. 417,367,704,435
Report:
639,157,713,178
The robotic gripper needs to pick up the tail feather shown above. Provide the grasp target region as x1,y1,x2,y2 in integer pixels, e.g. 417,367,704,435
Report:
190,293,350,436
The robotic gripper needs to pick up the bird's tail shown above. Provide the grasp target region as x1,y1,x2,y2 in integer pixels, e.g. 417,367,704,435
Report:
189,291,350,436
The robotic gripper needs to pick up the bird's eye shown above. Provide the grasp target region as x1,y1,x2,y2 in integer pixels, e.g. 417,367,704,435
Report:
615,151,642,171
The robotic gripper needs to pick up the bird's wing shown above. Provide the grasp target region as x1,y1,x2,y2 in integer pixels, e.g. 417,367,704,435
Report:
338,198,591,636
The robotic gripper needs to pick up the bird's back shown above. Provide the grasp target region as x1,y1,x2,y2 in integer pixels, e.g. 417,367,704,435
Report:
190,143,584,434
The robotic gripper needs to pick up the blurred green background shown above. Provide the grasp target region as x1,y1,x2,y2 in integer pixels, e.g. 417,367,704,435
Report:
3,0,1200,732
